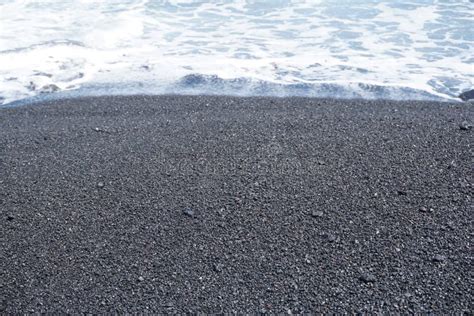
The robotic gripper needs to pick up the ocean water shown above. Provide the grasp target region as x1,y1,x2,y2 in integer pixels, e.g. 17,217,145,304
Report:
0,0,473,105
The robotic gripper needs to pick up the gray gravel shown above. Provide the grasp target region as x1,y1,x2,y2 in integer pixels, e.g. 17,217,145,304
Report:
0,95,473,313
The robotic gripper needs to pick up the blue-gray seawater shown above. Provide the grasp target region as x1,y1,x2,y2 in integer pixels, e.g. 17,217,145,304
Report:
0,0,473,105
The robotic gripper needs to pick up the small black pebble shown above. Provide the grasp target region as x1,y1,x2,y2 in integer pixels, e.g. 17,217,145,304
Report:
419,207,428,213
432,254,446,263
183,208,195,217
213,263,224,272
7,215,14,221
459,121,472,131
359,273,376,283
397,190,407,196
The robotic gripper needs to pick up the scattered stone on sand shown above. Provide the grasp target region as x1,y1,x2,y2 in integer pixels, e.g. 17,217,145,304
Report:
311,210,323,218
432,254,447,263
7,215,14,221
359,273,377,283
322,232,337,242
419,207,428,213
183,208,195,217
97,182,105,189
213,263,224,272
459,121,472,131
447,221,455,230
93,127,110,133
397,190,407,196
333,287,343,294
138,276,144,282
327,234,337,242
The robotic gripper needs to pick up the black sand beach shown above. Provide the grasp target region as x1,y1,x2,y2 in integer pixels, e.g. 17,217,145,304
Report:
1,95,472,313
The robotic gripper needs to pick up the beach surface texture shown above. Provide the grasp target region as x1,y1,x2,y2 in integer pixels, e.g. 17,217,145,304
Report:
1,95,472,313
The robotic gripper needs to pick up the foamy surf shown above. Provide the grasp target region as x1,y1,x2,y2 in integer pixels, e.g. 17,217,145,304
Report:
0,0,473,105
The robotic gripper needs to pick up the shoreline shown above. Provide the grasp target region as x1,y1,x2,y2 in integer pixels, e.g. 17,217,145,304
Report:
0,93,465,111
2,74,465,108
1,95,472,313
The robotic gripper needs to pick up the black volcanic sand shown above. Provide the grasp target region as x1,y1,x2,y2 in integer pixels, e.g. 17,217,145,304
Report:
0,95,472,313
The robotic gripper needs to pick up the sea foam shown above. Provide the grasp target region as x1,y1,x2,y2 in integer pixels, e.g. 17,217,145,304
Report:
0,0,472,105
